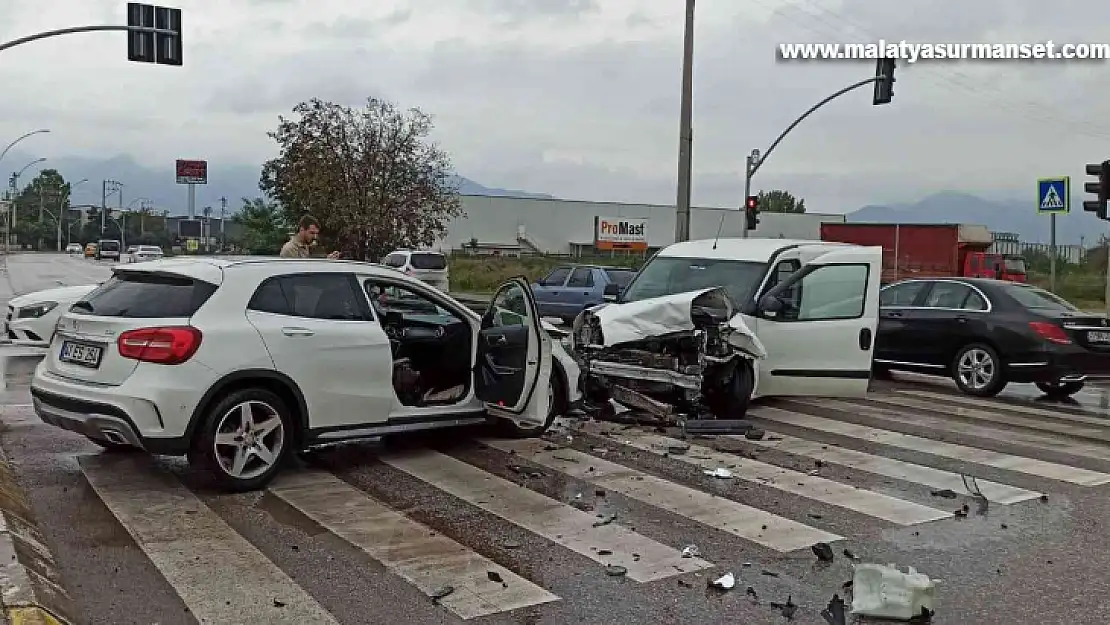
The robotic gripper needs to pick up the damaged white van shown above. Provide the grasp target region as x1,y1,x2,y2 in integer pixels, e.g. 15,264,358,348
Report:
569,238,882,419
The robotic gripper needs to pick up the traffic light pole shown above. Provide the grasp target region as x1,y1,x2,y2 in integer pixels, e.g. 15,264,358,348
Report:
741,76,882,238
0,25,178,54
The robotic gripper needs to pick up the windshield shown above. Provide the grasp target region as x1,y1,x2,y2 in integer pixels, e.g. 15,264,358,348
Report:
1002,283,1078,312
1004,257,1026,273
619,256,767,307
410,253,447,270
603,269,636,288
99,241,120,251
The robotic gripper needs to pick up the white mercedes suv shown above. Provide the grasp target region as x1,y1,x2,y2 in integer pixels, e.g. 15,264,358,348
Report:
31,257,580,491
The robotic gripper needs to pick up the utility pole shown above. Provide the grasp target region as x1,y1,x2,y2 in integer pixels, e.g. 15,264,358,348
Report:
219,196,227,250
101,179,122,235
673,0,694,243
37,185,44,250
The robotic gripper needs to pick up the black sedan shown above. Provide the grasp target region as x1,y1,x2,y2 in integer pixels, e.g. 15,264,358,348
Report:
873,277,1110,398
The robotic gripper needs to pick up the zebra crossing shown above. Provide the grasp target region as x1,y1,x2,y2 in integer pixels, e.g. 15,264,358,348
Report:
53,386,1110,623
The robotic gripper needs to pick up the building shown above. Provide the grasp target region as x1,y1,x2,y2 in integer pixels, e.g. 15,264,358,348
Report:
436,195,846,256
989,231,1083,264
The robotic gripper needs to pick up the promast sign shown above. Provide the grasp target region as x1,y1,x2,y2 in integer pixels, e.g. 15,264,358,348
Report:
595,216,648,250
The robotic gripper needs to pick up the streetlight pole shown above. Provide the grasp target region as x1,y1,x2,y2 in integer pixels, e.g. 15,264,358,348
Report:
57,178,87,251
673,0,695,243
8,157,46,253
0,129,49,171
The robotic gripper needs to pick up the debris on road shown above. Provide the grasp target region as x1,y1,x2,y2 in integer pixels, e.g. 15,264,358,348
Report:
761,569,779,578
430,585,455,602
273,598,286,608
605,565,628,577
850,563,936,621
681,544,699,558
487,571,507,587
592,513,617,527
842,548,860,562
507,464,545,478
821,594,847,625
929,489,958,499
769,595,797,619
703,467,733,479
501,540,522,549
954,503,970,518
684,419,756,435
811,542,835,562
744,428,766,440
745,586,759,603
708,572,736,590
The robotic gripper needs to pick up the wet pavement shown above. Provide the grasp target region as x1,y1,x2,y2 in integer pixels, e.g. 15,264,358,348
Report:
2,254,1110,624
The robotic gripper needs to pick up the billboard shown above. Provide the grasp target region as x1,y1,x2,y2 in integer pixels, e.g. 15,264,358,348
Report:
178,219,202,238
595,216,647,250
175,159,207,184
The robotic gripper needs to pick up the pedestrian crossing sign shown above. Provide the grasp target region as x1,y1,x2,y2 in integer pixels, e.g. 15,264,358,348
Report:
1037,177,1069,214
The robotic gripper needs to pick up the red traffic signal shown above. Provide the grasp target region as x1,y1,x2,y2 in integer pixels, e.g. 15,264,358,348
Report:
745,196,758,210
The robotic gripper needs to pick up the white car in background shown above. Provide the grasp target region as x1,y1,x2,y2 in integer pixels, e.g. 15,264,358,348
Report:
125,245,164,263
3,284,99,347
30,258,580,491
65,243,83,254
382,249,450,291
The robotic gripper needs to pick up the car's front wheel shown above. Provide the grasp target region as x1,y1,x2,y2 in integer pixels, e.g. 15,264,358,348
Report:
1036,380,1085,397
952,343,1007,397
190,388,295,492
704,358,755,419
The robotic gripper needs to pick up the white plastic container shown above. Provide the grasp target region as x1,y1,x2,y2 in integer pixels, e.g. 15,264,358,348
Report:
850,563,936,621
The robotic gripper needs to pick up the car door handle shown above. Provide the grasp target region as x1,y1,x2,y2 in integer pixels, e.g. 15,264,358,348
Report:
281,327,315,337
884,310,903,318
955,316,968,323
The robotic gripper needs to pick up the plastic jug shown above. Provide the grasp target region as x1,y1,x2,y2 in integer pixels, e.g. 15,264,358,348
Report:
850,563,936,620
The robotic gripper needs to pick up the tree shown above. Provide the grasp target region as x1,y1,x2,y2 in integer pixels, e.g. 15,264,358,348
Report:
232,197,288,254
11,169,70,249
756,189,806,214
260,97,463,260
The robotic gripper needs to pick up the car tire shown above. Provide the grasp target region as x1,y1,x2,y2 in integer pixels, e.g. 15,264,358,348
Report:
189,387,296,492
705,358,755,419
952,343,1007,397
1036,380,1085,397
86,436,142,453
496,364,566,439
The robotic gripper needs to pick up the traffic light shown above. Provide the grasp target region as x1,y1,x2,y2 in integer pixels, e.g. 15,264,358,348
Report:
1083,160,1110,220
745,195,759,230
128,3,182,66
873,57,896,105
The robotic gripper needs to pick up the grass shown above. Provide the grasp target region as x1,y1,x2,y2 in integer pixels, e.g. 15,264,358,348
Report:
448,254,644,294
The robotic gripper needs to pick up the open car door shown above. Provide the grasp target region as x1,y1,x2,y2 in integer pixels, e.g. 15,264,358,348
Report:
751,246,882,397
474,277,552,427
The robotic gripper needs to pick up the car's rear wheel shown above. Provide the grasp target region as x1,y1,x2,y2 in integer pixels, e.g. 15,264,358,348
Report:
952,343,1007,397
190,388,295,492
1036,380,1085,397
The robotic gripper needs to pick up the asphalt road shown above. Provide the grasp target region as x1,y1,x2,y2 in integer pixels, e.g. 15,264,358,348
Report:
3,253,1110,624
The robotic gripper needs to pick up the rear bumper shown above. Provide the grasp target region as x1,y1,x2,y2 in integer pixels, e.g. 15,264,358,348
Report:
1007,345,1110,383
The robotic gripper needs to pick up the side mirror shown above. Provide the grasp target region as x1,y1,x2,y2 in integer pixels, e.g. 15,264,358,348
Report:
759,294,784,317
603,283,622,302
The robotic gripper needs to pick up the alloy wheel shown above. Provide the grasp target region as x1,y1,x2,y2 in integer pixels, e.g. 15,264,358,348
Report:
957,348,995,390
213,401,285,480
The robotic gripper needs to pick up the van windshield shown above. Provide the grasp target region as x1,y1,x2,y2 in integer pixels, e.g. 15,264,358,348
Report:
619,256,767,307
99,241,120,251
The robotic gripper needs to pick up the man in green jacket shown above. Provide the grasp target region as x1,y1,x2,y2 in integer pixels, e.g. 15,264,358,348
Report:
280,214,341,259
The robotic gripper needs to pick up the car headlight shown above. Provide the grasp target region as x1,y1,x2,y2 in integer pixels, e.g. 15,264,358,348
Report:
17,301,58,318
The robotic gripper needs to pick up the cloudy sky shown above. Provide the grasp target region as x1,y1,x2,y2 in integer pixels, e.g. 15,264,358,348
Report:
1,0,1108,213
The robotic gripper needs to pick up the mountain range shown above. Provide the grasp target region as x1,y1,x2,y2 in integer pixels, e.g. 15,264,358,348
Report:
2,151,1095,244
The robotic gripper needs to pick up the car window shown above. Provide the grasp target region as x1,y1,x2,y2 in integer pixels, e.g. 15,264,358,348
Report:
248,274,365,320
409,252,447,270
879,281,928,307
603,269,635,288
620,256,767,307
566,267,594,288
780,264,868,321
1000,283,1079,312
487,282,531,327
542,267,571,286
75,272,217,318
383,253,407,268
364,280,454,319
922,282,973,309
964,289,988,311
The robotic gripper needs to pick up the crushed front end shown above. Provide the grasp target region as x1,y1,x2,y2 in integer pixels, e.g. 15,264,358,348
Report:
569,287,765,422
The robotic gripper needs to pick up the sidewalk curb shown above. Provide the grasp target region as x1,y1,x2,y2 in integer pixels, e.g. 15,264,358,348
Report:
0,446,74,624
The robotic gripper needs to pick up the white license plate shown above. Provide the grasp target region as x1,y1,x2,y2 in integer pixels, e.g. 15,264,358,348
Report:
59,341,103,367
1089,331,1110,343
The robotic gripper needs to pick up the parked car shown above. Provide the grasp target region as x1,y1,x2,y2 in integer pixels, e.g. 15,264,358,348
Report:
873,277,1110,398
570,238,882,418
125,245,164,263
3,284,99,346
65,243,83,254
30,257,581,491
381,250,449,291
84,243,97,258
96,239,121,261
531,265,637,321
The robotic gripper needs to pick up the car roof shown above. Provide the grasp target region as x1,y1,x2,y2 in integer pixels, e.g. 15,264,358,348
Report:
885,277,1030,290
113,256,407,284
657,238,853,262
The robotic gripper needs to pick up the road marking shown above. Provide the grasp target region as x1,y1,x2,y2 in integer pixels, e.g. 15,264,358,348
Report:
748,406,1110,486
563,427,950,525
482,438,844,551
382,449,712,581
811,398,1110,463
269,470,559,619
79,455,340,624
894,388,1110,428
727,430,1041,505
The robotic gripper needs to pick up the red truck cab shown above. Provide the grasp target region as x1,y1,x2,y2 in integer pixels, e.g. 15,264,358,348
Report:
820,223,1027,285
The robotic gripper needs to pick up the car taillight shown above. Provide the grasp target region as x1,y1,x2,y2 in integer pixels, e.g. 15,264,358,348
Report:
1029,321,1071,344
117,326,202,364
